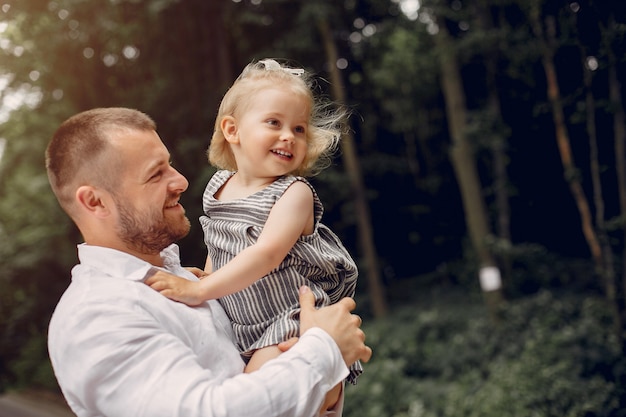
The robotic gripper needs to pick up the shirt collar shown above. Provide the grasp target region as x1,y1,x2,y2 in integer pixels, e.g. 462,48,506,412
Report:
75,243,183,282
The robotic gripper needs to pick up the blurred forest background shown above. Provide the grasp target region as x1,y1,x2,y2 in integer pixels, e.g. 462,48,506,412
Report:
1,0,626,416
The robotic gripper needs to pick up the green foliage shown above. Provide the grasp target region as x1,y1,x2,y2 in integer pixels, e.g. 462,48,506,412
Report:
0,100,81,391
345,290,624,417
6,327,57,391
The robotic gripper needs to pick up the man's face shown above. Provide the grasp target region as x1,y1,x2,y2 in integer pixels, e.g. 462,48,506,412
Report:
109,129,190,255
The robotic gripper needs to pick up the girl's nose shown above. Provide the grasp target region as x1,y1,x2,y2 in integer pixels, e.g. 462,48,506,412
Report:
280,129,295,143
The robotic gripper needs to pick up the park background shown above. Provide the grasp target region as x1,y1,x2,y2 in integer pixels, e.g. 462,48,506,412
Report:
1,0,626,416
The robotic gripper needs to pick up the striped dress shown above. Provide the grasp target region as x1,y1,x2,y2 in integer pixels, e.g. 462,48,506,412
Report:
200,170,362,383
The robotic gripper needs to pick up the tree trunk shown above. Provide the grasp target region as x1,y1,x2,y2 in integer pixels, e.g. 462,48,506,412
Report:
578,32,621,347
317,19,388,318
476,0,513,283
529,9,603,267
605,14,626,352
434,19,503,320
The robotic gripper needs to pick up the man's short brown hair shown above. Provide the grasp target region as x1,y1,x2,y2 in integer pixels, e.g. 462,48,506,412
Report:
45,107,156,217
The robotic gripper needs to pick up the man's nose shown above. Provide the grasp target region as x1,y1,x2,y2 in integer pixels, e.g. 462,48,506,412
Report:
169,167,189,193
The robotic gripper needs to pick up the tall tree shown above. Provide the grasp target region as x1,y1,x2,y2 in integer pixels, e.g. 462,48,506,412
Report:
526,2,603,276
429,4,504,319
601,9,626,352
317,17,388,318
571,3,623,350
473,0,513,282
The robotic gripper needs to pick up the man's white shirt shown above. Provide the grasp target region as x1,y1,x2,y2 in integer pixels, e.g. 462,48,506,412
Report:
48,244,347,417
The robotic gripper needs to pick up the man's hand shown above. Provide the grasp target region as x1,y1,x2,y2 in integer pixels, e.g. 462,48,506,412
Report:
298,286,372,367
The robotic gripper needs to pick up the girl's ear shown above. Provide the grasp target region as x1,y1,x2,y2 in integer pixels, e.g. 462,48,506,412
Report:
75,185,112,218
221,116,239,144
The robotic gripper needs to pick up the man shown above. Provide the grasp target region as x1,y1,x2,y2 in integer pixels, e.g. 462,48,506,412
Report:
46,107,371,417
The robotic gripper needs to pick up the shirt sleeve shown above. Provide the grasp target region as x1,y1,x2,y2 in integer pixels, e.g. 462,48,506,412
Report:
52,297,348,417
214,328,349,417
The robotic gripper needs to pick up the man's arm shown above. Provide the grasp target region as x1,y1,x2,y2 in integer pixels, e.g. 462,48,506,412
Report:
50,284,370,417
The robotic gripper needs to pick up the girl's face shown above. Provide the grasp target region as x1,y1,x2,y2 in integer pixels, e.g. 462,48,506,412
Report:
225,86,310,180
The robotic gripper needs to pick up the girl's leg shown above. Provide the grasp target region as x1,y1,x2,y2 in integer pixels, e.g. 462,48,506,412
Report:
319,383,342,415
244,345,282,373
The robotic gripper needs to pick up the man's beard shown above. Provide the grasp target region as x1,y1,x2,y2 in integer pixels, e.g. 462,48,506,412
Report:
115,199,191,255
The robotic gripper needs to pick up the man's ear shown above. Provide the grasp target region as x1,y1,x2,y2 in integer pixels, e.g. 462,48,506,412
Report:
75,185,112,218
220,116,239,144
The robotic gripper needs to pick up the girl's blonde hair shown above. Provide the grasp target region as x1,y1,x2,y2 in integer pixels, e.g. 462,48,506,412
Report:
208,59,348,176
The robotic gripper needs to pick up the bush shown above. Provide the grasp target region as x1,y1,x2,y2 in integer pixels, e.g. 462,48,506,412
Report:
344,290,624,417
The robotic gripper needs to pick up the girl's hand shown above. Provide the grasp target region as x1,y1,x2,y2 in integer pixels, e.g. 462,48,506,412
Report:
145,271,205,306
277,337,299,352
185,266,210,279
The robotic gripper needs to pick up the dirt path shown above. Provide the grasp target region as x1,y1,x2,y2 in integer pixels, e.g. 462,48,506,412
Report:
0,390,75,417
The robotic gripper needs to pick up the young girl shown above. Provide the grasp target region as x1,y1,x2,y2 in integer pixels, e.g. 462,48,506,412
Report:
146,59,361,410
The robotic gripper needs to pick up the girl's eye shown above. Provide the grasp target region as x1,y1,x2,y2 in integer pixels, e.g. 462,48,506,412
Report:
267,119,279,127
295,126,306,134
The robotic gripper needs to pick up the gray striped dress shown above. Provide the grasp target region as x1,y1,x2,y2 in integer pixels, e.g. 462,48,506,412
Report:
200,170,362,383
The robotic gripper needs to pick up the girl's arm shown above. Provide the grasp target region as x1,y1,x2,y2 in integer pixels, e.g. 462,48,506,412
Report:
146,181,314,305
204,254,213,274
